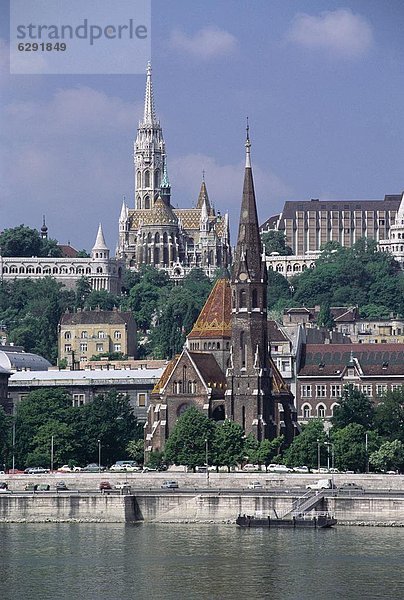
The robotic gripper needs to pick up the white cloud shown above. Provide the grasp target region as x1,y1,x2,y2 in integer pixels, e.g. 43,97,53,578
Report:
0,87,142,248
287,9,373,58
169,26,237,60
169,153,291,237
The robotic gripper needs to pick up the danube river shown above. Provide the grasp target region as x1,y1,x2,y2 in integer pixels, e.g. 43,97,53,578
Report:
0,523,403,599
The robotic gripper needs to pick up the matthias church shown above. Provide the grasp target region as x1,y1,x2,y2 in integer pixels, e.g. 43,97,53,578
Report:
116,63,231,280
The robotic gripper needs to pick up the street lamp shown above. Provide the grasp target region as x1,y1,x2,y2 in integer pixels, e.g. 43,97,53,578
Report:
205,438,210,488
50,435,54,473
365,432,369,474
317,438,321,472
98,439,101,473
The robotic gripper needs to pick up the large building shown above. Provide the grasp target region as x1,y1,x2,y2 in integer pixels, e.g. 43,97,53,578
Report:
116,63,231,280
261,194,402,255
59,308,137,366
0,223,123,293
144,134,296,457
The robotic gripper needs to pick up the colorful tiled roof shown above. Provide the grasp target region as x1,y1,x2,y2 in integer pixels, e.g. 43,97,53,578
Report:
188,278,231,339
151,355,179,394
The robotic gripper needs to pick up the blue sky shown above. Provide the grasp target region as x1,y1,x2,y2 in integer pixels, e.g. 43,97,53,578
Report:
1,0,403,251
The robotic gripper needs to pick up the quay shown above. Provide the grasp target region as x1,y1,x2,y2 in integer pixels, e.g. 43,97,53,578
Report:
0,473,403,525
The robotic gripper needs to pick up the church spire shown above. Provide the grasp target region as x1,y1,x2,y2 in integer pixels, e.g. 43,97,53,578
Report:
233,124,265,283
143,61,157,125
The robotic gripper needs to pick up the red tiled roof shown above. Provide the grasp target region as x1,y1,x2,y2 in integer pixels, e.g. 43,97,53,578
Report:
188,278,231,339
58,245,79,258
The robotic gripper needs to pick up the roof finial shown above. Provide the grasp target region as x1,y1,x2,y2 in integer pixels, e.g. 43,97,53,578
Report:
245,116,251,168
143,61,157,125
202,169,205,182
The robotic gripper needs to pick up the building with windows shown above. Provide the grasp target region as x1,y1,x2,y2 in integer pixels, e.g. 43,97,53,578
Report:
116,63,231,280
261,195,402,256
296,343,404,426
0,223,123,293
7,367,163,422
58,308,137,366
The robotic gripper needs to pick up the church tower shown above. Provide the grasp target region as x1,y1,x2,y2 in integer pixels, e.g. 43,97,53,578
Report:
134,62,166,210
226,126,275,441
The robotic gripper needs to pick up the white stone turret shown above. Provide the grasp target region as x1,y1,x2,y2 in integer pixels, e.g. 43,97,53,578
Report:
379,192,404,269
92,223,109,260
134,62,165,210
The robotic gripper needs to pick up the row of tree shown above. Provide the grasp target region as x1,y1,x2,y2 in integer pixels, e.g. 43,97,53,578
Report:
0,390,142,470
148,386,404,473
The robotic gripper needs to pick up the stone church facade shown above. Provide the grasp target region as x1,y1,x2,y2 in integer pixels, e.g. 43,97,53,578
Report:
116,63,231,280
144,134,296,458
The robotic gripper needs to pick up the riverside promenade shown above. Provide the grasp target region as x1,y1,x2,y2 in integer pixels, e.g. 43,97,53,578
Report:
0,473,403,525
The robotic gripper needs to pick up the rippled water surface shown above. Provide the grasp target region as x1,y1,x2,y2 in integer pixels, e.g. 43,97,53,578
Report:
0,523,403,599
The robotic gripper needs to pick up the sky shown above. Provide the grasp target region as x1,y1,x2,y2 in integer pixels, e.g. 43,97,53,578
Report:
1,0,404,251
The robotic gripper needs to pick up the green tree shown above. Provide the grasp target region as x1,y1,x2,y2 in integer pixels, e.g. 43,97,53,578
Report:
331,424,371,473
262,231,293,256
84,290,119,311
164,406,216,471
257,436,284,470
0,225,42,257
76,249,90,258
243,433,259,464
32,420,77,466
126,439,144,465
213,420,245,471
75,277,93,309
374,388,404,443
369,440,404,473
146,450,165,469
283,420,326,469
41,238,63,257
267,269,292,313
0,407,12,469
317,303,335,330
331,385,375,431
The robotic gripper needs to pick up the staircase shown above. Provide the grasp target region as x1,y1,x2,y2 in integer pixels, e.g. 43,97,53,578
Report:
279,490,326,519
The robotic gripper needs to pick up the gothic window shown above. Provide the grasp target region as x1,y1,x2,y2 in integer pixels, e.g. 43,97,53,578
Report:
155,232,160,243
302,404,311,419
208,250,213,265
147,232,152,243
19,266,24,273
153,247,160,264
137,171,141,189
97,267,103,274
64,331,71,340
145,196,150,209
252,289,258,309
217,342,220,350
242,406,246,431
137,195,142,209
317,404,326,418
163,246,169,266
144,170,150,188
154,169,160,188
239,289,247,308
163,232,168,243
240,331,246,368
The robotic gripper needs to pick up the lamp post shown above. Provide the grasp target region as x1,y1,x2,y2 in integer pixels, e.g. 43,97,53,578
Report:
365,432,369,474
205,438,210,488
50,435,54,473
317,438,321,472
12,421,15,473
98,439,101,473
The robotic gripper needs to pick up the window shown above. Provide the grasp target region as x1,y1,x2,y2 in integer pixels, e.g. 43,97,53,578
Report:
252,289,258,308
96,343,104,352
239,290,247,308
138,393,147,407
64,344,71,352
80,343,88,352
144,170,150,188
376,384,388,397
64,331,71,340
301,385,312,398
98,331,106,339
81,331,88,339
361,384,373,397
72,394,85,407
302,404,311,419
317,404,326,418
330,384,341,398
114,344,121,352
391,384,403,391
315,385,327,398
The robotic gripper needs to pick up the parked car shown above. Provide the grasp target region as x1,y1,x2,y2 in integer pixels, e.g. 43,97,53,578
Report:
338,482,364,492
329,468,340,474
25,483,38,491
110,461,140,472
161,480,179,489
248,481,263,489
0,482,8,491
142,467,157,472
115,482,132,491
293,466,309,473
243,464,256,472
37,484,51,491
99,481,113,491
25,467,49,475
55,481,68,491
82,463,106,472
269,464,291,473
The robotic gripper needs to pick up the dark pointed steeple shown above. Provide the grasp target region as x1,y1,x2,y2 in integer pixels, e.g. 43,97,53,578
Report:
232,123,266,284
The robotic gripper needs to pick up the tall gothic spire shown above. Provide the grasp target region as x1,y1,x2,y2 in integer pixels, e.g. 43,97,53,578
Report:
93,223,108,251
143,61,157,125
233,124,264,282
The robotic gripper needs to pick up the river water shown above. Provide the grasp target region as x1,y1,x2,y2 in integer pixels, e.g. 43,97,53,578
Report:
0,523,403,600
